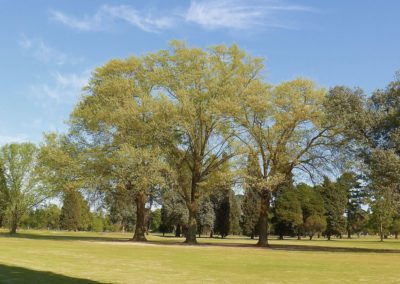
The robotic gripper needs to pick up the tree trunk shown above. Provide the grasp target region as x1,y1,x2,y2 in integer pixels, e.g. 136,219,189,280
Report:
309,235,313,240
185,205,198,244
257,192,270,247
132,192,147,242
297,234,301,240
327,234,331,240
10,211,18,234
395,232,398,239
175,224,181,237
250,232,255,240
380,220,384,242
347,231,351,239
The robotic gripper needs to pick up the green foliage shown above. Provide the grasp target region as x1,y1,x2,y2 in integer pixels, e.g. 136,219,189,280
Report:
0,143,51,233
319,177,347,239
197,197,215,236
60,190,91,231
274,187,303,238
21,204,61,230
149,209,161,232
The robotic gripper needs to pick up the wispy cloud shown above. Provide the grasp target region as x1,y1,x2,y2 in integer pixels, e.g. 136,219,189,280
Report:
50,1,313,33
50,5,175,33
184,0,313,30
18,35,67,65
30,71,90,106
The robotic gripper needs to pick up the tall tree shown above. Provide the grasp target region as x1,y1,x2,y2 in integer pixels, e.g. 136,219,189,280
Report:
0,143,50,233
336,172,365,238
70,55,171,242
230,79,343,246
241,152,261,239
319,177,347,240
148,42,261,244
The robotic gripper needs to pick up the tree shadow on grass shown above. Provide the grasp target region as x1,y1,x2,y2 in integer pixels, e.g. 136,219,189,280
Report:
147,237,400,253
0,264,108,284
3,232,399,253
0,231,128,243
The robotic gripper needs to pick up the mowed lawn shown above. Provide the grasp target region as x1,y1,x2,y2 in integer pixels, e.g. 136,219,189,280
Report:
0,230,399,283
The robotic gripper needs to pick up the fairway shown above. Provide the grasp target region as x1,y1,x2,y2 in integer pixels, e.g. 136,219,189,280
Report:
0,231,399,283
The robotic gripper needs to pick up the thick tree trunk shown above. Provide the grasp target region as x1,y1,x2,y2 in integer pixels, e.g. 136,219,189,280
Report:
297,234,301,240
257,193,270,247
132,192,147,242
347,231,351,239
309,235,313,240
250,232,255,240
210,230,213,238
185,205,198,244
395,232,398,239
327,234,331,240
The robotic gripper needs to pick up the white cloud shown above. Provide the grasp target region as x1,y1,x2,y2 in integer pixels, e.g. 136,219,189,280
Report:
30,70,90,106
50,1,313,33
18,35,67,65
50,5,175,33
184,0,313,30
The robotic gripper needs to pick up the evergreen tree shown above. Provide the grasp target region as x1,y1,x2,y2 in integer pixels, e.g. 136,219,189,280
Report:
297,183,326,240
214,192,230,238
196,197,215,237
274,187,302,240
229,191,241,235
337,172,365,238
241,151,261,239
319,177,347,240
60,190,90,231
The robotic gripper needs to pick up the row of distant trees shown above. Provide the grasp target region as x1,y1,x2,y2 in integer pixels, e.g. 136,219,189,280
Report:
1,42,400,245
6,172,400,241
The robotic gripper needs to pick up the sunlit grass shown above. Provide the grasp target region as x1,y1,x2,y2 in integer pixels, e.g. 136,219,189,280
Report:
0,229,399,283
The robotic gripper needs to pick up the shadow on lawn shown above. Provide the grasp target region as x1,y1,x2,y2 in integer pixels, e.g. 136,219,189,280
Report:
0,264,107,284
3,232,400,254
151,236,400,254
0,231,128,242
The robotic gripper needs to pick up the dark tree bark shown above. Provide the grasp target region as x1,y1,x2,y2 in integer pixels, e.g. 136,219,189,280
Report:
132,192,147,242
175,224,182,237
185,172,199,244
10,211,18,234
256,192,270,247
185,204,198,244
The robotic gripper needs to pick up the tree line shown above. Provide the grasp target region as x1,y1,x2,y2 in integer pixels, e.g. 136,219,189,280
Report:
1,42,399,246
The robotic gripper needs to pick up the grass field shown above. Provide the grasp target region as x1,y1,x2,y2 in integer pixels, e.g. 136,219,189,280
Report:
0,230,399,283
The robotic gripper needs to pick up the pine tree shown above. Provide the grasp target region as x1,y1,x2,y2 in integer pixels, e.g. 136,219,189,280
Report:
319,177,347,240
60,190,90,231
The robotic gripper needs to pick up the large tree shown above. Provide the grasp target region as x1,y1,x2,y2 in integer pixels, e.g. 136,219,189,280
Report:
0,143,50,233
230,78,343,246
70,55,171,242
146,42,261,244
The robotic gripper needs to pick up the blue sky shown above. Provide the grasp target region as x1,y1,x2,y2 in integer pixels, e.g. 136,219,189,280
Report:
1,0,399,144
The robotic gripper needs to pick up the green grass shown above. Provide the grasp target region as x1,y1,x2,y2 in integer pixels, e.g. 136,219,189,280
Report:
0,230,399,283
